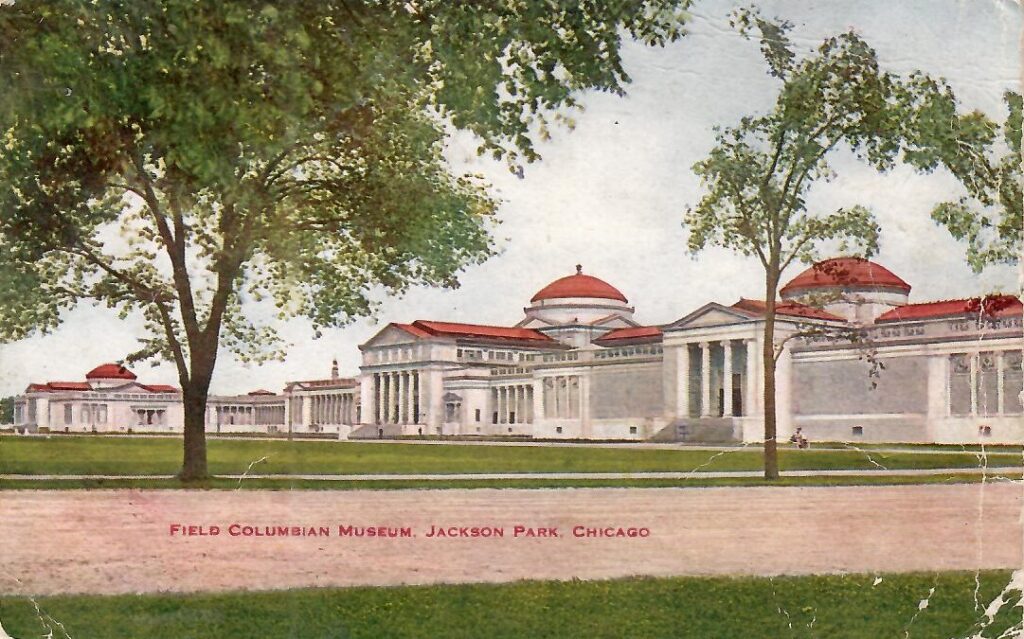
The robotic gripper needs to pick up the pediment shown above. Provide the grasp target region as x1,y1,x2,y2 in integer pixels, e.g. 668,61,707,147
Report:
665,303,756,330
361,324,424,349
590,314,639,328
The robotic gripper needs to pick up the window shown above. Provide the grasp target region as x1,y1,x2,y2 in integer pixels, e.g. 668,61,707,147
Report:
457,349,463,358
629,426,637,435
851,426,864,436
492,412,498,424
979,425,992,437
95,405,107,424
555,426,563,434
81,405,91,423
475,409,481,422
64,404,73,425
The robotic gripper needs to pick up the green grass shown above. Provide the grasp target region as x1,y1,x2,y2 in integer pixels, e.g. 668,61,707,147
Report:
1,435,1020,477
0,472,1019,491
1,571,1018,638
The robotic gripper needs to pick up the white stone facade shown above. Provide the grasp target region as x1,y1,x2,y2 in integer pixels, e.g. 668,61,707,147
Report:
11,260,1024,444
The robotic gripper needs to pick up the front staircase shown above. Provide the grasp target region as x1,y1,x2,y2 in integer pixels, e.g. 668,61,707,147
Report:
650,418,740,443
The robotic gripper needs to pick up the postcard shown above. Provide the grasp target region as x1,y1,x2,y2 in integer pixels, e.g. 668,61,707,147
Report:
0,1,1021,637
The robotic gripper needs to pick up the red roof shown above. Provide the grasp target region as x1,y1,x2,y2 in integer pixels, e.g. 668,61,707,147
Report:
594,326,663,343
732,298,845,321
409,320,555,343
140,384,178,393
25,381,177,393
780,258,911,297
876,295,1023,322
531,266,628,303
26,382,92,393
393,322,433,338
85,363,137,380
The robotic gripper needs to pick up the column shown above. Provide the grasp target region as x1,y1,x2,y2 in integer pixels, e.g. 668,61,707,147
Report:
391,372,400,423
406,372,416,424
745,339,758,417
398,372,407,424
532,379,543,426
722,340,734,417
375,374,384,424
997,351,1005,415
700,342,712,417
360,375,374,425
675,344,690,418
970,352,979,416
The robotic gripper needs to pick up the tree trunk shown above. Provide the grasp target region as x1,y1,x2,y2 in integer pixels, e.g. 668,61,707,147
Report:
178,351,217,481
179,385,210,480
762,267,781,480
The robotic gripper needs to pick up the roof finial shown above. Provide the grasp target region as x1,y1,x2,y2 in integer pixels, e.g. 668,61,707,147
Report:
575,264,582,275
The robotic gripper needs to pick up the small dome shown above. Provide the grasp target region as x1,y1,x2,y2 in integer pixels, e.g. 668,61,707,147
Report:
531,265,628,303
780,257,910,298
85,363,137,381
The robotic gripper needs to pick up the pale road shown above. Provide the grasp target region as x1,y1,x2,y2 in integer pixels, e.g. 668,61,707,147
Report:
0,484,1021,597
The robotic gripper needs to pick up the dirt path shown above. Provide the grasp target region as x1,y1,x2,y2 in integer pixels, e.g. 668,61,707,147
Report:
1,484,1021,596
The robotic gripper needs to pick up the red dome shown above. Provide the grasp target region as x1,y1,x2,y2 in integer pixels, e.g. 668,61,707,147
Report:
531,266,628,303
780,257,911,297
85,363,137,381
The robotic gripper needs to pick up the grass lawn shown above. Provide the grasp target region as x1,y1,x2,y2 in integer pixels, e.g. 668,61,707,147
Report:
1,571,1018,638
0,472,1019,491
1,435,1020,477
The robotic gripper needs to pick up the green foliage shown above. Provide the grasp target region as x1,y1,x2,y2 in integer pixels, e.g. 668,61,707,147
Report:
684,10,962,275
911,91,1022,270
0,0,691,366
0,396,12,423
0,572,1018,638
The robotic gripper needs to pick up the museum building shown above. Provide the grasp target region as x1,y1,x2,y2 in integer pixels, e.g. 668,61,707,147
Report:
12,258,1024,444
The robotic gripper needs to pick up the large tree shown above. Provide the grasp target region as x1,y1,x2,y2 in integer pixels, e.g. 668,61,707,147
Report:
683,11,960,479
0,1,691,479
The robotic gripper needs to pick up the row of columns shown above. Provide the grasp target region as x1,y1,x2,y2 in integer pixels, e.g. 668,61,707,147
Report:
216,404,286,426
310,393,356,425
963,351,1023,416
374,371,420,425
492,384,534,424
675,339,758,418
543,375,580,419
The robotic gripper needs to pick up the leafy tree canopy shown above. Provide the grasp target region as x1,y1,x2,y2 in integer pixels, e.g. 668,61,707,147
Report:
685,10,970,274
907,90,1022,270
0,0,691,367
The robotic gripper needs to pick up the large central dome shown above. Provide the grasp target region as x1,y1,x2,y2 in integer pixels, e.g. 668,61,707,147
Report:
531,265,628,303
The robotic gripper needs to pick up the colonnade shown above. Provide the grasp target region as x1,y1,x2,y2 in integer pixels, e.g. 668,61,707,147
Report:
675,338,758,418
215,404,285,426
543,375,580,419
310,393,356,425
373,370,420,424
492,384,534,424
952,350,1024,417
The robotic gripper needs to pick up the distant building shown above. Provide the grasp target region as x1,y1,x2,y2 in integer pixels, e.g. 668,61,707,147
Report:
12,258,1024,443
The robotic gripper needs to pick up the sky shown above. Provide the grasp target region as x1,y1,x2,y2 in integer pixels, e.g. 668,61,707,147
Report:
0,0,1020,395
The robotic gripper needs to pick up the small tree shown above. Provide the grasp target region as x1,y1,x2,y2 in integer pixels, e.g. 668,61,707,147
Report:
0,1,691,479
683,11,956,479
0,396,13,424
